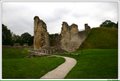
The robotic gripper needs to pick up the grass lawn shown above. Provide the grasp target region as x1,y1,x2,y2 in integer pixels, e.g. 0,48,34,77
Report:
2,48,118,79
2,47,65,79
80,28,118,49
60,49,118,79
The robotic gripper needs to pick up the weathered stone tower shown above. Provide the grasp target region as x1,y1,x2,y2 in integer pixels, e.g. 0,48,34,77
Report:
60,22,82,52
85,23,91,31
60,22,71,51
34,16,49,50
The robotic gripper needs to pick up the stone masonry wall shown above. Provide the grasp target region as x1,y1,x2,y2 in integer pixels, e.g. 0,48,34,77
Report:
60,22,87,52
34,16,49,50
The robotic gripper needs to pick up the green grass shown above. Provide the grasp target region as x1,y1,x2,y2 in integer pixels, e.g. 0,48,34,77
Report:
80,27,118,49
2,48,118,79
2,47,65,79
2,48,29,59
60,49,118,79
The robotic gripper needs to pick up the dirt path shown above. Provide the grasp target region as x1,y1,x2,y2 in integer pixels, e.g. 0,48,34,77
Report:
40,55,77,79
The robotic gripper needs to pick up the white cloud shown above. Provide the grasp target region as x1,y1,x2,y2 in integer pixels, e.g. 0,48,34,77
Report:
2,2,118,35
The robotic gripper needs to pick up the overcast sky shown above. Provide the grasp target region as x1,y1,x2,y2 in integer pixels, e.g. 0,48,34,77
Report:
2,2,118,35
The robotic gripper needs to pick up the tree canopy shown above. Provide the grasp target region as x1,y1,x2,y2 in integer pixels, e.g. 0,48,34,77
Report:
2,24,33,46
2,24,13,45
100,20,118,28
21,32,33,46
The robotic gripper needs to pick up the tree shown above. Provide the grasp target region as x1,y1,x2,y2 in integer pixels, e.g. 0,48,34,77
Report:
21,32,33,46
12,34,21,45
28,36,34,46
2,24,13,45
100,20,118,28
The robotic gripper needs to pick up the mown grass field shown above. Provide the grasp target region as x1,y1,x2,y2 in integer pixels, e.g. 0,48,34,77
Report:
2,48,118,79
2,47,65,79
61,49,118,79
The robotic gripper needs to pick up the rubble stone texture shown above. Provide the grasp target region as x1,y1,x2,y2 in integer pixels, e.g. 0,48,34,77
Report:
34,16,49,50
60,22,84,52
60,22,71,51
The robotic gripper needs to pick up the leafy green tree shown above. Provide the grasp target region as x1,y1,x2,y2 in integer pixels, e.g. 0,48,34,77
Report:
27,36,33,46
21,32,33,46
100,20,118,28
2,24,13,45
12,34,21,45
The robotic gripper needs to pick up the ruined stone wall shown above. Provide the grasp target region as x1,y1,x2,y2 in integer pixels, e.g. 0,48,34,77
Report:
49,34,60,47
34,16,49,50
85,23,91,31
60,22,87,52
60,22,71,51
33,16,89,52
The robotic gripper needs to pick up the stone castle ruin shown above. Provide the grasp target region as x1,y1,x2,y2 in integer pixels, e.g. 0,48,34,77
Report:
85,23,91,31
33,16,90,55
34,16,49,50
61,22,82,52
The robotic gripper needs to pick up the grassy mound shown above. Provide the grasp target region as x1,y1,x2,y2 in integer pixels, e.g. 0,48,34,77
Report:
80,27,118,49
2,47,65,79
